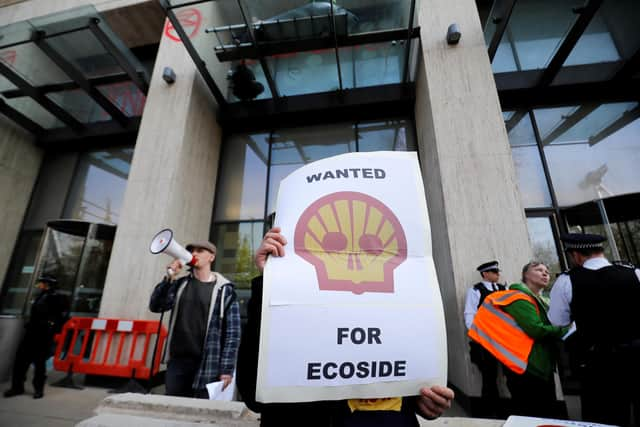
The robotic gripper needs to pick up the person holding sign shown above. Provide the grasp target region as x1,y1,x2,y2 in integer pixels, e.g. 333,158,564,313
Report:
236,227,454,427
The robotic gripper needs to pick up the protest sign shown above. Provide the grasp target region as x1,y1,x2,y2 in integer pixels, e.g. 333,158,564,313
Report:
256,151,447,402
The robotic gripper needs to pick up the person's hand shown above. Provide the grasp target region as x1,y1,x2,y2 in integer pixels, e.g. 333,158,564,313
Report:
416,385,454,419
220,374,232,390
255,227,287,273
167,259,183,280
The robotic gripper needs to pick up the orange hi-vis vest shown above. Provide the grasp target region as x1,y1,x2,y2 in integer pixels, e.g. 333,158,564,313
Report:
468,290,539,374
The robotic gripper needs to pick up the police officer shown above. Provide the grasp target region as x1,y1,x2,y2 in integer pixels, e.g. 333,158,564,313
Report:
4,275,69,399
549,233,640,426
464,260,505,417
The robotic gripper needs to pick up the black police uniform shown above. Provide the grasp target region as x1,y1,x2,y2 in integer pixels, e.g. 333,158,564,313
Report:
554,233,640,426
4,276,68,399
568,263,640,426
467,261,505,417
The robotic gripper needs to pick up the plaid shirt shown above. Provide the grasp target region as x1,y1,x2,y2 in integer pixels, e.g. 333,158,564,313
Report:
150,273,241,392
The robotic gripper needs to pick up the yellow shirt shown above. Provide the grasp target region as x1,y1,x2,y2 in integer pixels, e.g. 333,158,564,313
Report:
347,397,402,412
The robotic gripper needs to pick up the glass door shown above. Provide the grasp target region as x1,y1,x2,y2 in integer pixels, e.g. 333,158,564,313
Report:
32,220,116,317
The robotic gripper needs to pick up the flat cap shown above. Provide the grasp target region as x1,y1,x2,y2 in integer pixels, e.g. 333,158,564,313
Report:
185,241,217,255
477,260,500,272
561,233,605,250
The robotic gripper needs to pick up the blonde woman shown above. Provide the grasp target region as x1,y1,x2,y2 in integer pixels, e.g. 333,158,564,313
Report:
501,262,568,418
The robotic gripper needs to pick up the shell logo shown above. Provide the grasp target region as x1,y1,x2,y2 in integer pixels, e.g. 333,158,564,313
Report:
294,191,407,294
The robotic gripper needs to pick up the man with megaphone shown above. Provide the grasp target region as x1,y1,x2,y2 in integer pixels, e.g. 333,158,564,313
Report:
149,239,241,399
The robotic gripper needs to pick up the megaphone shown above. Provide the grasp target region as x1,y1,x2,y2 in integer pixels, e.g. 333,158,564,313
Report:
150,229,196,276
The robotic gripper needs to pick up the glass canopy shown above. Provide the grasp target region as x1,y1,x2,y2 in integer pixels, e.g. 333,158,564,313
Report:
159,0,419,108
0,6,149,139
484,0,640,87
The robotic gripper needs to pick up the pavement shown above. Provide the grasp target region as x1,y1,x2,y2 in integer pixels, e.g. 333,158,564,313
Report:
0,367,476,427
18,365,599,427
0,370,111,427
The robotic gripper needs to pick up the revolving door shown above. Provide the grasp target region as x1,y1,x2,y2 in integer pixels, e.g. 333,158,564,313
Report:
32,220,116,317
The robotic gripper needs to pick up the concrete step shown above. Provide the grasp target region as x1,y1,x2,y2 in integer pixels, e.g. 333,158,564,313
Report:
88,393,258,426
78,413,226,427
78,392,504,427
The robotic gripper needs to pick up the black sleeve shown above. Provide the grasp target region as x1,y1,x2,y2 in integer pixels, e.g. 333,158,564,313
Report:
149,277,179,313
53,294,70,333
236,276,264,413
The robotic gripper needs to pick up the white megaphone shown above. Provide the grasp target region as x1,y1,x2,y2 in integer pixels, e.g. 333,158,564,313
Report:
150,229,196,276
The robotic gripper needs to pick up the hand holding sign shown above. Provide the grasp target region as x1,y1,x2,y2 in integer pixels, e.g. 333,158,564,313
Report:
417,386,455,419
255,227,287,272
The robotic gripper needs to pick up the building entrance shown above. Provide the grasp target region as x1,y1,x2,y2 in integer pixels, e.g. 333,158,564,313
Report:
35,220,116,317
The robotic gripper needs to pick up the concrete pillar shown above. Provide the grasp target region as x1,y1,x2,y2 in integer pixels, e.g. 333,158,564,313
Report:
99,23,223,320
0,116,42,286
0,116,42,381
414,0,532,398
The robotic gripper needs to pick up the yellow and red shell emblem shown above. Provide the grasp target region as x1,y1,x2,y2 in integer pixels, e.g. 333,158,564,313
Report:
294,191,407,294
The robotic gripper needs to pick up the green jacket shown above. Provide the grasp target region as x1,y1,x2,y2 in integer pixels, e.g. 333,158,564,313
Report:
502,283,568,381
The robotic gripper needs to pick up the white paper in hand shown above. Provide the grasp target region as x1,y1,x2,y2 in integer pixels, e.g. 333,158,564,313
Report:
562,322,577,341
206,380,235,401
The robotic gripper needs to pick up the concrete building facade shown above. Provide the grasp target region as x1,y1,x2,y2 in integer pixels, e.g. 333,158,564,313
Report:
1,0,638,415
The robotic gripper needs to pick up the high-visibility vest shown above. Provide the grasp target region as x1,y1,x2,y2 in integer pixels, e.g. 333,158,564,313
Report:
468,290,538,374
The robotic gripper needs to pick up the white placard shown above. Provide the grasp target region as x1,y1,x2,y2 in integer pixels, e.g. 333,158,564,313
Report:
256,151,447,403
91,319,107,330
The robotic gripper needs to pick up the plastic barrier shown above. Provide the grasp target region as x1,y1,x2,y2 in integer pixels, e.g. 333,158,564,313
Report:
53,317,167,380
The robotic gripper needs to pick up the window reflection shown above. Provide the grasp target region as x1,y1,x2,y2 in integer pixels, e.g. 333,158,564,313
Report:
71,237,113,316
505,112,552,208
564,13,620,66
45,29,121,79
564,196,640,265
535,102,640,207
214,133,269,221
491,0,578,73
526,217,560,277
268,123,356,213
212,221,264,322
358,120,415,151
37,229,85,298
244,0,410,35
267,49,340,97
511,146,553,208
63,148,133,224
2,96,62,129
341,0,411,34
212,222,263,289
339,41,406,89
97,82,147,118
564,0,640,68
